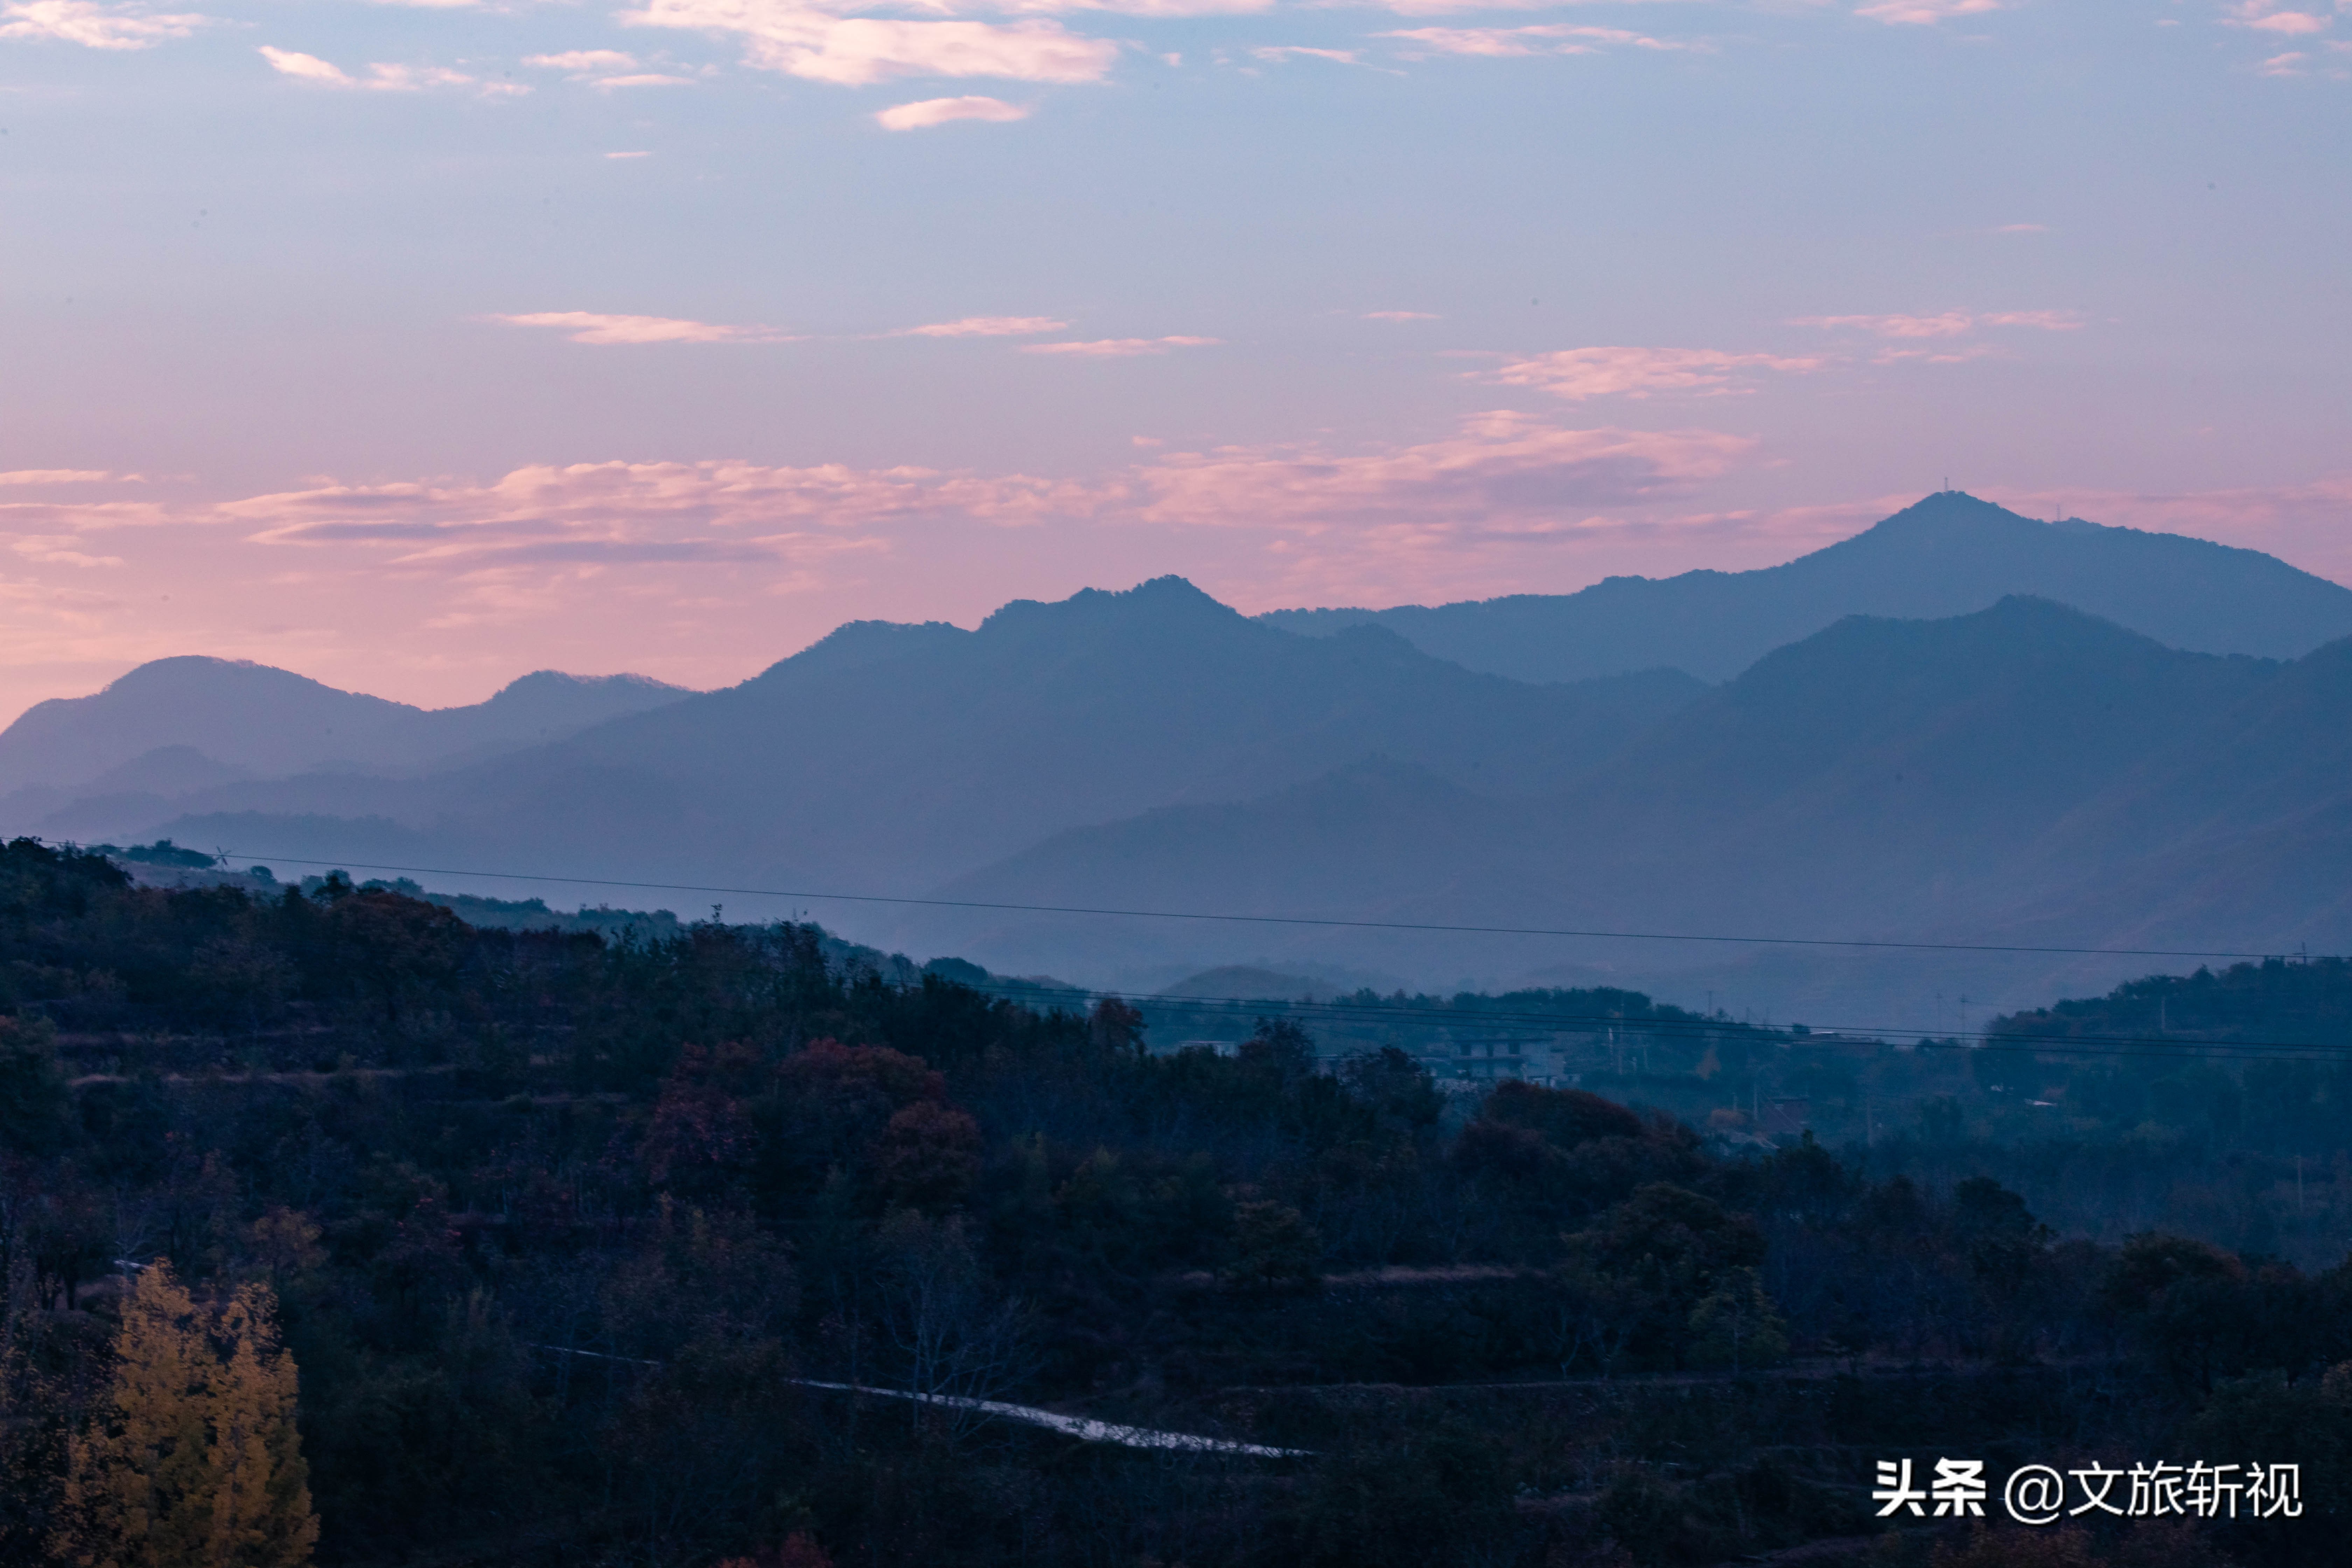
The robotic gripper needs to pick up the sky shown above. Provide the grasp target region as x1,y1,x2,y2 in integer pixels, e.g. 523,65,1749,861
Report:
2,0,2348,722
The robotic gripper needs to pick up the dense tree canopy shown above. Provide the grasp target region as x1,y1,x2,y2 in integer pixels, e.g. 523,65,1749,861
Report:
0,838,2348,1568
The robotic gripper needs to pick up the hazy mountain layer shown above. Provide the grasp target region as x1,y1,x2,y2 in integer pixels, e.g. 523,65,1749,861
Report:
903,598,2352,1021
27,498,2352,1026
133,577,1706,894
1260,492,2352,683
0,657,692,797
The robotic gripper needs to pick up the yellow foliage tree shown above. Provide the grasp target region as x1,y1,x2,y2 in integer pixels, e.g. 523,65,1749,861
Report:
54,1263,319,1568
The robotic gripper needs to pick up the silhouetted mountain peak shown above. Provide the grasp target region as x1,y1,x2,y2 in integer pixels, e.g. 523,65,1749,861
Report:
1729,596,2224,710
1260,497,2352,682
99,655,413,712
467,670,687,721
980,576,1251,642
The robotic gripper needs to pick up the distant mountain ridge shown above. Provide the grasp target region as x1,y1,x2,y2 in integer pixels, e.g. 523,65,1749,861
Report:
1260,492,2352,682
0,657,692,798
120,576,1706,894
903,596,2352,1017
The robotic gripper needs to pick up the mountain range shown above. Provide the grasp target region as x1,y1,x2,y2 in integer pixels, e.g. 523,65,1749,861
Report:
0,658,690,794
1260,491,2352,682
8,491,2350,1026
910,595,2352,1017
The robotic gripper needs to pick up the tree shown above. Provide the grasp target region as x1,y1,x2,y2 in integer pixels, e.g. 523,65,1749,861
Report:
1686,1265,1790,1373
1222,1200,1323,1293
0,1013,71,1155
55,1263,318,1568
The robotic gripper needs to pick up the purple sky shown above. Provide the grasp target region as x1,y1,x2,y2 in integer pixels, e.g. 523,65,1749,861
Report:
3,0,2347,718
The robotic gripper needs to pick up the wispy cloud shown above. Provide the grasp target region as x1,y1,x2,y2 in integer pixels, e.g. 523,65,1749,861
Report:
0,469,115,485
521,48,697,86
485,312,796,345
526,49,643,72
1380,23,1685,57
1005,0,1274,13
620,0,1119,86
1365,310,1441,321
1250,44,1362,63
225,460,1085,567
12,536,123,567
259,46,524,94
1123,411,1753,530
1366,0,1636,16
1472,346,1823,400
1853,0,2001,23
894,315,1068,336
1791,309,2081,337
2224,1,2331,33
1021,336,1221,356
0,0,204,49
876,94,1029,127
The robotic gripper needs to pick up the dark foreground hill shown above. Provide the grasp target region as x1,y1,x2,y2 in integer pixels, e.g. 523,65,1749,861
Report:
1261,491,2352,682
4,839,2350,1568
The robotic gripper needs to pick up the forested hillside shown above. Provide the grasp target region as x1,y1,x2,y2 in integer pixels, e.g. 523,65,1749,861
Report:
5,839,2352,1567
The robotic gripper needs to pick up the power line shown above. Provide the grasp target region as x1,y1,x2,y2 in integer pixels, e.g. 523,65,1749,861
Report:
198,848,2349,1063
1060,987,2352,1065
214,850,2304,964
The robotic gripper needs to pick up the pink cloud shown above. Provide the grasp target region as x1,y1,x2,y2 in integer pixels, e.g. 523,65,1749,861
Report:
1379,23,1683,56
875,94,1030,128
1121,412,1754,529
526,49,640,71
221,460,1090,568
1250,45,1362,64
2226,2,2331,31
1473,346,1823,400
1003,0,1274,13
1978,310,2084,330
1364,311,1441,321
1792,312,1972,338
894,315,1068,335
1792,310,2081,338
12,536,124,567
1021,336,1221,356
259,46,520,94
1854,0,2000,23
0,469,114,484
485,312,796,345
1369,0,1622,15
0,0,204,49
621,0,1118,86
